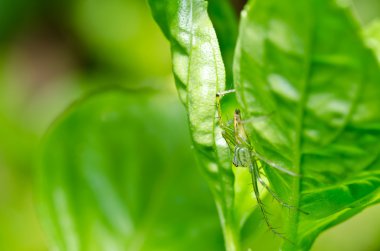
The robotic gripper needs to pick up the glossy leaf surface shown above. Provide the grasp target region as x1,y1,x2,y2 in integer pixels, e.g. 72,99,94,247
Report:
148,1,245,250
148,0,225,148
234,0,380,250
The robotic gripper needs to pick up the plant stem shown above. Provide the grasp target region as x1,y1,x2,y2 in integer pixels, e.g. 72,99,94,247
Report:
218,207,241,251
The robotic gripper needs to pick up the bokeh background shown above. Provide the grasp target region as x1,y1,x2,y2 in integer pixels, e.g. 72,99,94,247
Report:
0,0,379,250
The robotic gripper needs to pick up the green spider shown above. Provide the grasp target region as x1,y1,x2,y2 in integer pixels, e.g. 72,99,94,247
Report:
216,90,307,241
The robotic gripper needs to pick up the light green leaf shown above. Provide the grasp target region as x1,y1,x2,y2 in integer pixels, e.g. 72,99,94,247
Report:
234,0,380,250
37,90,224,251
148,1,245,250
148,0,225,148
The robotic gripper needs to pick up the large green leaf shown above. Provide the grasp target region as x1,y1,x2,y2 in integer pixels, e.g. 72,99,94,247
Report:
148,1,246,250
37,89,224,251
147,0,225,147
234,0,380,250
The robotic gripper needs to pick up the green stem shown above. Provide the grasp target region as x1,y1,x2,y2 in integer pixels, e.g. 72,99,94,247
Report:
222,215,241,251
214,199,241,251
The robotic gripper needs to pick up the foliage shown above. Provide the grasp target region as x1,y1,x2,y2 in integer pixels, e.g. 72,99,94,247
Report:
234,0,380,250
37,89,224,251
18,0,380,251
148,0,380,250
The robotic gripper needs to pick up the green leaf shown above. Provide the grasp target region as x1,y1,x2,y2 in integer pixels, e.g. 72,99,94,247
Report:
234,0,380,250
37,89,224,251
208,0,239,89
148,1,245,250
148,0,225,148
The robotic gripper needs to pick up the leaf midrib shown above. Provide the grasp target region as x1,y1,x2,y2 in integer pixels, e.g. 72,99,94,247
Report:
284,3,314,248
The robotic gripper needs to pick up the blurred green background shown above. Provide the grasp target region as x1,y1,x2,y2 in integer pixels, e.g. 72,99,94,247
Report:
0,0,379,250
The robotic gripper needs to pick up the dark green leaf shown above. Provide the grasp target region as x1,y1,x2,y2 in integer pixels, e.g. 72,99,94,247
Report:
234,0,380,250
208,0,239,89
37,89,224,251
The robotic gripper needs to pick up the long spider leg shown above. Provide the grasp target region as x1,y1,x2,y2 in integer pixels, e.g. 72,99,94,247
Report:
255,165,309,215
248,159,293,243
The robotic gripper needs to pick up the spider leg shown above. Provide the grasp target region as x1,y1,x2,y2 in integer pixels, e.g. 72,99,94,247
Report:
255,165,309,215
248,160,294,243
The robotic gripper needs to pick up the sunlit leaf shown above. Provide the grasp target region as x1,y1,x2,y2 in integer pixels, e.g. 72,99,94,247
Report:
148,0,225,147
148,1,246,250
234,0,380,250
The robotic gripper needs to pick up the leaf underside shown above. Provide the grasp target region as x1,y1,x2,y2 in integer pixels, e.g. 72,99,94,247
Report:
148,1,245,250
